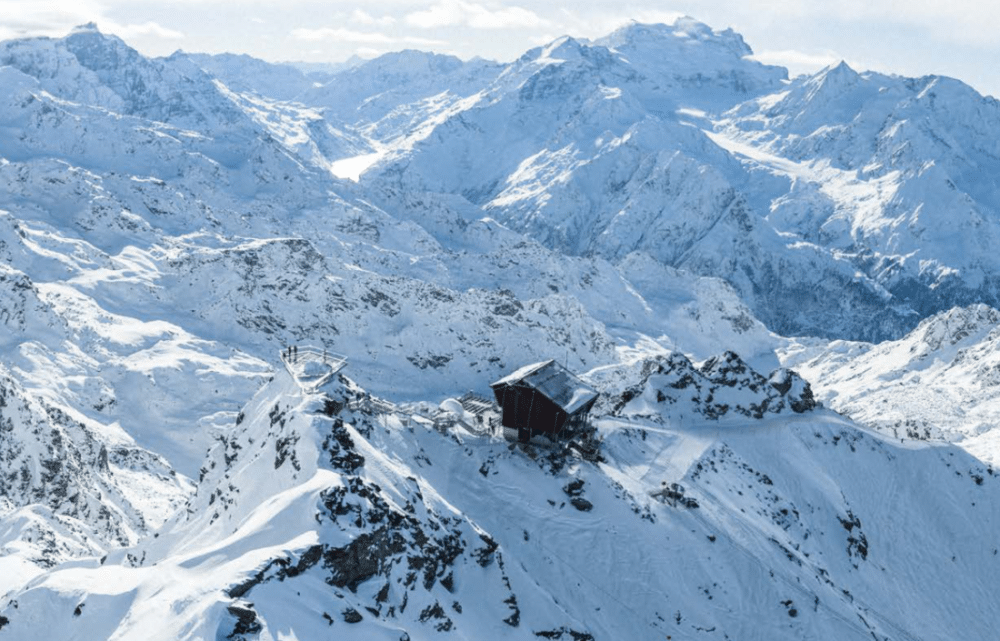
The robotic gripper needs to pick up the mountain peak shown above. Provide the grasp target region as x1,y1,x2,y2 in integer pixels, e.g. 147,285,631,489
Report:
538,35,588,61
505,35,593,78
830,60,856,74
597,17,754,58
367,49,463,71
795,59,863,103
328,48,470,87
816,59,860,83
72,22,101,33
62,21,136,65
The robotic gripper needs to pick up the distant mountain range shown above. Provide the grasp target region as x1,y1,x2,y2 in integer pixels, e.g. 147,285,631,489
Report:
1,17,999,641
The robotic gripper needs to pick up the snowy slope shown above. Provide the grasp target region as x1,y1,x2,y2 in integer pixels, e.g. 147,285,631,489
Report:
0,21,793,587
0,15,999,641
0,266,189,582
299,50,503,143
185,54,360,102
178,52,319,102
358,21,924,342
2,367,998,640
717,63,1000,336
781,304,1000,465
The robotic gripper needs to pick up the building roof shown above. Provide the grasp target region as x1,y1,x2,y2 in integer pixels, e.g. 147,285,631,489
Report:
490,360,599,415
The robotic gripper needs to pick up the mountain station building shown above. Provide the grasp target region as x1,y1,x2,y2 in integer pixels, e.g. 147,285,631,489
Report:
490,360,599,442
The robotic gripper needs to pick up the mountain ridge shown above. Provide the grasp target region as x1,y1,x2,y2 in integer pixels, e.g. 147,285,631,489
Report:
0,16,999,640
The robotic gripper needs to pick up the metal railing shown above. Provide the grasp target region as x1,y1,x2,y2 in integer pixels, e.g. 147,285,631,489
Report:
280,346,348,390
347,396,397,415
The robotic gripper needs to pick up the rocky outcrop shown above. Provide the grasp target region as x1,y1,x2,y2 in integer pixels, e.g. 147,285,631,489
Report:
615,351,818,421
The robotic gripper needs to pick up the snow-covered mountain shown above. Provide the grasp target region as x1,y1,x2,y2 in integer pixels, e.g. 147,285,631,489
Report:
0,261,190,585
300,50,503,141
350,21,920,342
612,350,817,421
3,368,998,640
161,21,1000,348
178,52,320,102
782,304,1000,465
717,63,1000,337
1,14,1000,641
1,23,253,131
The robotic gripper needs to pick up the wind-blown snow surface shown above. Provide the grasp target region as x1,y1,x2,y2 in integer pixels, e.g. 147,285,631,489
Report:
1,14,999,641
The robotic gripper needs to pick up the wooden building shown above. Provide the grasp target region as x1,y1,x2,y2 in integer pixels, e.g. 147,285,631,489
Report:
490,360,599,442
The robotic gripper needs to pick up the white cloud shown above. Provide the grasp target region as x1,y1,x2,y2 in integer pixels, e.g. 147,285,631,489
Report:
292,27,445,47
354,46,386,58
405,3,460,28
293,27,394,44
350,9,396,27
108,20,185,40
750,49,842,74
0,0,105,38
468,5,544,29
688,0,1000,48
846,0,1000,47
0,1,185,44
406,0,547,30
403,34,451,46
549,7,687,41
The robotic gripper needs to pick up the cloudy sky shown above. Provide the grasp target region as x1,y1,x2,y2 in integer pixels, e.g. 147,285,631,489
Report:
2,0,999,97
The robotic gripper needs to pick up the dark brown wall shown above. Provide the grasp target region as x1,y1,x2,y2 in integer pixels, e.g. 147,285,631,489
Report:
492,384,569,434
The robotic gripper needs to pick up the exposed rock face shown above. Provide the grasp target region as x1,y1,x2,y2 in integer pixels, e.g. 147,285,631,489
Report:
768,368,817,413
0,366,166,564
225,604,262,640
1,17,1000,641
615,351,817,421
177,373,525,636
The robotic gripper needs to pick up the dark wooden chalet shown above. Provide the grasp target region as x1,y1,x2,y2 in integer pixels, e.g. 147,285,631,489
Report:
490,360,599,442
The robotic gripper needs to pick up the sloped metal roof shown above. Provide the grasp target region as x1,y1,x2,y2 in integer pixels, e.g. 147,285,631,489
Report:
491,359,598,415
